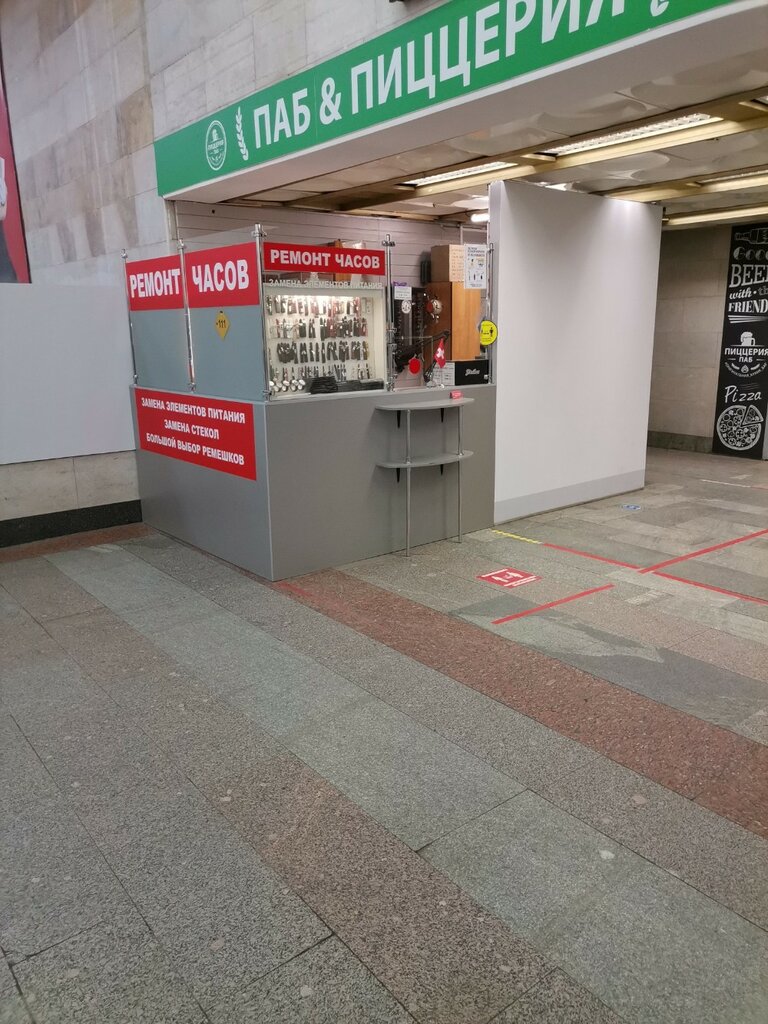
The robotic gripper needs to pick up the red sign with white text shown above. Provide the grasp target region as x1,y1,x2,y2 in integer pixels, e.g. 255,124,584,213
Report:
264,242,386,276
134,388,256,480
477,567,541,589
126,255,184,311
184,242,260,308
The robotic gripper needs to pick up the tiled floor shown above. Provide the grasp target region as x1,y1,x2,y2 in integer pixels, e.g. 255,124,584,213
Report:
1,448,767,1024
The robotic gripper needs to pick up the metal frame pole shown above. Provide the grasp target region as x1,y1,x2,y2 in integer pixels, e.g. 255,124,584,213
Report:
177,238,195,391
252,223,271,402
457,405,464,543
383,234,396,390
405,408,412,556
120,250,138,385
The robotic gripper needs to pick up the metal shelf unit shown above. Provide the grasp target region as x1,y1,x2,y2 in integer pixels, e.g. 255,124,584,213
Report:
376,397,474,556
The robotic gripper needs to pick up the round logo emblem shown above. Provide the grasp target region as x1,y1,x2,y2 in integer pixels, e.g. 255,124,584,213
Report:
723,330,768,379
205,120,227,171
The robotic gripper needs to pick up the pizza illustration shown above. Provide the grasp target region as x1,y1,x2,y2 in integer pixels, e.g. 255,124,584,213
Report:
716,404,764,450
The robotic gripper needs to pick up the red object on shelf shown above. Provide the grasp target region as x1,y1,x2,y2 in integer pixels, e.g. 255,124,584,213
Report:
451,390,463,399
408,357,421,375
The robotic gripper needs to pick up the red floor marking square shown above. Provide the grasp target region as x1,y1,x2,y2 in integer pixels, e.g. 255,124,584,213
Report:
477,567,541,589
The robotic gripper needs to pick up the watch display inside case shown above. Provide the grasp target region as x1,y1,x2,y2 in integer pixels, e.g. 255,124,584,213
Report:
264,282,387,398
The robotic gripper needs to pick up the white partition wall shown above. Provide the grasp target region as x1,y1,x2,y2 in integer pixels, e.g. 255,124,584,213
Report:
0,284,135,464
490,182,662,523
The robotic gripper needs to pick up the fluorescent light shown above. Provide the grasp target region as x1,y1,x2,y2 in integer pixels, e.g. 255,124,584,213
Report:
402,162,516,187
470,211,490,223
539,114,720,157
697,169,768,191
665,204,768,227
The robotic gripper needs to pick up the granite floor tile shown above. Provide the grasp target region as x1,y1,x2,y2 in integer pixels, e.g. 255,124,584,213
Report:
535,755,768,930
12,910,206,1024
43,609,185,693
129,679,287,785
48,550,196,613
14,700,184,807
78,779,329,1007
1,793,129,960
495,970,623,1024
283,569,767,834
497,620,768,733
0,525,152,566
0,646,105,721
422,793,768,1024
654,559,768,603
283,695,524,850
0,956,31,1024
0,557,104,622
695,742,768,838
201,749,549,1024
211,936,414,1024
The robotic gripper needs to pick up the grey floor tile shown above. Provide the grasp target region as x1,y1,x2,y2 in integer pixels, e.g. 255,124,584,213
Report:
13,910,206,1024
212,937,414,1024
660,558,768,604
496,970,623,1023
48,550,195,614
0,558,104,622
43,610,187,709
129,678,287,785
535,756,768,931
0,957,31,1024
14,700,183,806
284,696,523,850
480,611,768,733
423,793,768,1024
1,793,129,959
79,779,329,1006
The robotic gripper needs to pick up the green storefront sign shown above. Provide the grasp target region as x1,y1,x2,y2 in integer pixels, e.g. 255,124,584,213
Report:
154,0,742,196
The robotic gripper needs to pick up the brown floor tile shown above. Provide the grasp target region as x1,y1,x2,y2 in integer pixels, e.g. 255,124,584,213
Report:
200,755,549,1024
0,524,153,564
276,570,768,838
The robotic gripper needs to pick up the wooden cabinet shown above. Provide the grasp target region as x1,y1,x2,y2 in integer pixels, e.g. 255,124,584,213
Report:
428,281,483,362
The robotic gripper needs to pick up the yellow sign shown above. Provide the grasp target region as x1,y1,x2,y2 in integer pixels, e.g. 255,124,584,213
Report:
479,319,498,347
215,311,230,339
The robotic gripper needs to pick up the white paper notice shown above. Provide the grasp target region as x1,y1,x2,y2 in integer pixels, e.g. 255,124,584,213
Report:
464,244,488,290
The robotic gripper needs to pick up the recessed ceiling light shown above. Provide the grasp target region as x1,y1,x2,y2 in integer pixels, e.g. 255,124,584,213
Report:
665,203,768,227
402,162,516,187
538,114,721,157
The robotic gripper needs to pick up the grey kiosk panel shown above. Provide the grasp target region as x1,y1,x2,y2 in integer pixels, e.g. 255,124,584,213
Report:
132,308,190,392
135,385,495,582
189,304,266,402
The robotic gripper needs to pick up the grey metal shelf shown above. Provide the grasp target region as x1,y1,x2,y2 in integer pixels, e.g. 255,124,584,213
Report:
376,397,474,411
376,397,473,555
377,451,474,470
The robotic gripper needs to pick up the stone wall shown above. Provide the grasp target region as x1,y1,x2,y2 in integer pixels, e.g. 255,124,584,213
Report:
649,227,730,452
0,0,166,284
0,0,445,285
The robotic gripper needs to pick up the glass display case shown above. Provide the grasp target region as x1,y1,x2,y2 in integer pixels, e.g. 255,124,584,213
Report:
263,281,387,398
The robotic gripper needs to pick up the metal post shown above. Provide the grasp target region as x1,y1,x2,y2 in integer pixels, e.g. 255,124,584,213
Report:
120,250,138,385
178,238,195,391
486,241,495,384
383,234,396,390
253,223,271,401
405,408,412,556
457,406,464,543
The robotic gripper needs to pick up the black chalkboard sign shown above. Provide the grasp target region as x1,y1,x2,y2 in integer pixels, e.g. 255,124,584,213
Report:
711,224,768,459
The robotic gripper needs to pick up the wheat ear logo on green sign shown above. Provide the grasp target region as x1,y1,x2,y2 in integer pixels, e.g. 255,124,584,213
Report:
205,120,227,171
